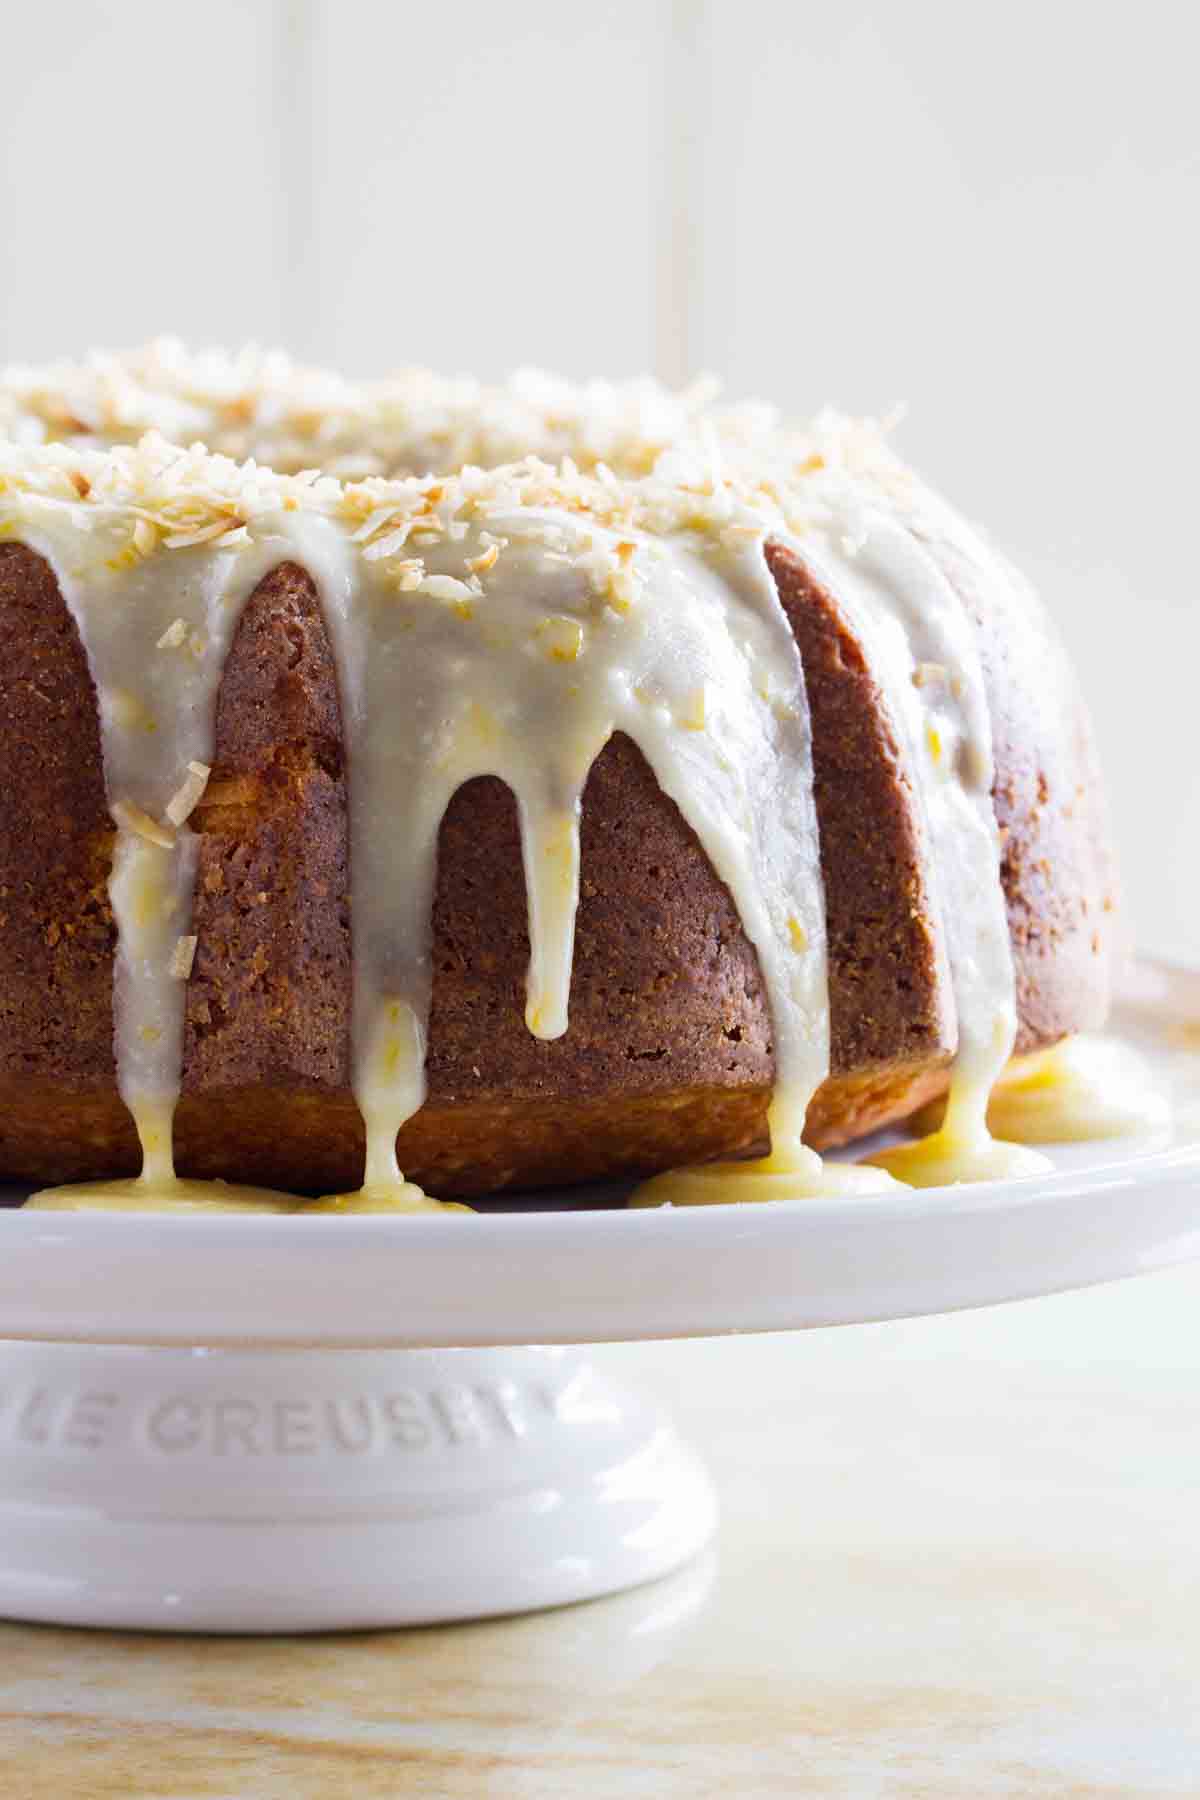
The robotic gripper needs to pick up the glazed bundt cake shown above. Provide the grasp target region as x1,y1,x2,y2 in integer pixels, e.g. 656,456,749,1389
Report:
0,345,1116,1210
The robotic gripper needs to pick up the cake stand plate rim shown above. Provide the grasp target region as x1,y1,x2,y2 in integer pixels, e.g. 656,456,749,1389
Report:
0,953,1197,1348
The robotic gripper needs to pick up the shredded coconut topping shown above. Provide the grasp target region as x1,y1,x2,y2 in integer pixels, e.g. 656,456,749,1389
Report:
165,760,211,828
156,617,188,650
0,339,780,481
168,935,198,980
110,798,175,850
0,341,920,586
0,396,914,607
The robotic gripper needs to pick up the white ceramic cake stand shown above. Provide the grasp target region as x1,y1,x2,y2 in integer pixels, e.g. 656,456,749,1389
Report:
0,956,1197,1633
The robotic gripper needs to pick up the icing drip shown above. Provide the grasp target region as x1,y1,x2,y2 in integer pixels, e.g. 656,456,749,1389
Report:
15,523,311,1209
781,506,1051,1188
631,500,1055,1205
617,536,898,1201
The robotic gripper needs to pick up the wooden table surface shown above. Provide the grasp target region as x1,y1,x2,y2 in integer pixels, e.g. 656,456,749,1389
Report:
4,1262,1200,1797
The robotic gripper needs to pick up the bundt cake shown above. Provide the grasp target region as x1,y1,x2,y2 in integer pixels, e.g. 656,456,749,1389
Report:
0,345,1117,1210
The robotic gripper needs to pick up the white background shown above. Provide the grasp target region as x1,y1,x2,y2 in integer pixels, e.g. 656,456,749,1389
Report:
1,0,1196,961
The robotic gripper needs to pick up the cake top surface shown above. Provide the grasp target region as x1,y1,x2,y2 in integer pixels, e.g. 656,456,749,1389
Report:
0,342,915,594
0,337,774,478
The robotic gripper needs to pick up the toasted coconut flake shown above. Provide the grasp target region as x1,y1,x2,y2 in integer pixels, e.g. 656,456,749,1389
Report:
419,573,478,605
678,685,708,731
165,760,211,827
536,615,585,663
169,934,198,979
111,798,175,850
362,524,414,562
156,617,188,650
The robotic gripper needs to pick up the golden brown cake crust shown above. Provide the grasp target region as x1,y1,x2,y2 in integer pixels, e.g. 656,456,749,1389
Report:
0,534,1115,1196
0,543,116,1086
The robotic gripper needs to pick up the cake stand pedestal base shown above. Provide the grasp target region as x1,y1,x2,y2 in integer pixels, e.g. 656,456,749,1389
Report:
0,1341,717,1633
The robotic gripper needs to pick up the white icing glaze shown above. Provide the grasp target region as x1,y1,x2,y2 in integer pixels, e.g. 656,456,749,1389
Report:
0,365,1132,1211
318,515,835,1195
11,517,300,1177
777,502,1052,1187
0,340,769,481
7,476,839,1207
